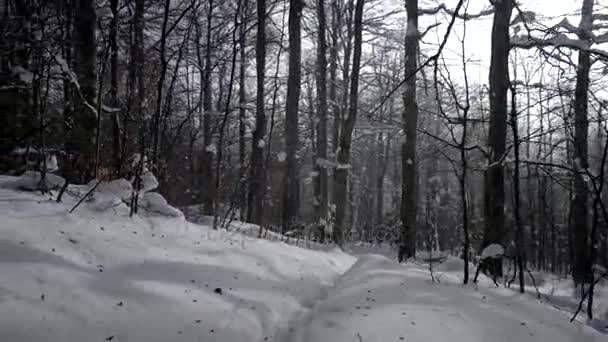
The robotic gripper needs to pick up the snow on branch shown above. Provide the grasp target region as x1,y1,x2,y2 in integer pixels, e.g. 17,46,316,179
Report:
510,34,608,59
54,55,99,118
418,3,494,20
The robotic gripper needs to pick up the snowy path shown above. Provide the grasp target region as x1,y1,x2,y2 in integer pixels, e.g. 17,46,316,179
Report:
287,255,605,342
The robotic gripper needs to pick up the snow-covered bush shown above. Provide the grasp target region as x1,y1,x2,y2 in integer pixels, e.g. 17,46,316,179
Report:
87,178,133,212
9,171,65,191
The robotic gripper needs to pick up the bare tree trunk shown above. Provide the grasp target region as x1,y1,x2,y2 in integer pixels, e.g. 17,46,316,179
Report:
282,0,303,231
511,84,525,294
335,0,354,157
482,0,512,277
199,0,215,215
214,0,242,229
399,0,418,262
571,0,593,285
247,0,267,225
238,0,249,219
68,0,97,182
152,0,171,168
329,0,341,153
110,0,121,178
333,0,363,248
314,0,329,229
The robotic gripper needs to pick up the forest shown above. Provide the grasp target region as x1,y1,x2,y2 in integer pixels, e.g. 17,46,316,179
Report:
1,0,608,327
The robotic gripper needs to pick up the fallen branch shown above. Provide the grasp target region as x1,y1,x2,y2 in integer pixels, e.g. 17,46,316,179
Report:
570,272,607,322
69,180,101,213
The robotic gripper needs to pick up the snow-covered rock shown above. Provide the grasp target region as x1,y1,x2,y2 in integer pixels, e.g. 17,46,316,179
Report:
141,192,182,217
95,179,133,201
140,170,159,193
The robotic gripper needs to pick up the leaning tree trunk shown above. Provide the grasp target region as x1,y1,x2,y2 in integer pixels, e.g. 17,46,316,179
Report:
571,0,593,286
247,0,267,225
333,0,363,248
482,0,513,277
68,0,97,182
399,0,418,262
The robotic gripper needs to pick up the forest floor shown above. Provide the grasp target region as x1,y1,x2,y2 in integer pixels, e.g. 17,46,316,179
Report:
0,175,605,342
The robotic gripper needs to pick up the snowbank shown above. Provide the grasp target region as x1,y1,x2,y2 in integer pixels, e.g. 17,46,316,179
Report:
0,180,355,342
4,171,65,191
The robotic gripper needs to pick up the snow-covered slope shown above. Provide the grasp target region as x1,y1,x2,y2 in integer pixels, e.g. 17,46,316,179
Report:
0,176,354,342
0,175,605,342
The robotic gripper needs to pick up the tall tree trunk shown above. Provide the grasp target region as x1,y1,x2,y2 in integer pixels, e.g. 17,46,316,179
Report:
283,0,303,232
68,0,97,182
238,0,249,219
152,0,171,168
335,0,354,157
571,0,593,285
399,0,418,262
109,0,121,178
482,0,512,276
333,0,363,247
376,133,389,225
314,0,329,229
511,85,526,293
247,0,267,225
329,0,341,153
201,0,215,215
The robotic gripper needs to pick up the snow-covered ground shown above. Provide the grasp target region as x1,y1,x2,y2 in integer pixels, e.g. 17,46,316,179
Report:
0,174,605,341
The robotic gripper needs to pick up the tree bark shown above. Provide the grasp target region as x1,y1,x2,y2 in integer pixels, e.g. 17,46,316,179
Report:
399,0,419,262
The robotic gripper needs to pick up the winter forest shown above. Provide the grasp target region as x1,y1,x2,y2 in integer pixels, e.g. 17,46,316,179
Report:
1,0,608,340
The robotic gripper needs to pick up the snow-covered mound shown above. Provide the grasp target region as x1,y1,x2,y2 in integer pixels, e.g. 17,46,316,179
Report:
0,176,355,342
287,254,605,342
